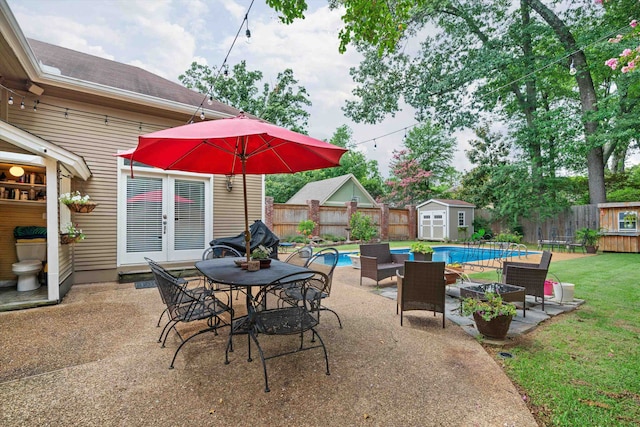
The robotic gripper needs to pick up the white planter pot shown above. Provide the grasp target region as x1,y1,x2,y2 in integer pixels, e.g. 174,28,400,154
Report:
348,254,361,269
552,282,575,303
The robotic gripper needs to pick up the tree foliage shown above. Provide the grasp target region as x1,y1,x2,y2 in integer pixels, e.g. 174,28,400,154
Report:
179,60,311,133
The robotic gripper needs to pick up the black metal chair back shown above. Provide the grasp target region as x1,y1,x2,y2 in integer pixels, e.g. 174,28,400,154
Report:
246,271,331,392
203,244,242,260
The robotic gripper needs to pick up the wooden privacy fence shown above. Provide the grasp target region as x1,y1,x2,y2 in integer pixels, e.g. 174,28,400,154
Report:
266,198,415,241
475,205,600,244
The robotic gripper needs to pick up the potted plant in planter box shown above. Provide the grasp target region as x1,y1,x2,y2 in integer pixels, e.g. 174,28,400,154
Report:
410,242,434,261
461,292,517,340
575,227,603,254
251,245,273,268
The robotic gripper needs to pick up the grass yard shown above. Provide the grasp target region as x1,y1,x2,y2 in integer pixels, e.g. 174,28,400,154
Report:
469,253,640,426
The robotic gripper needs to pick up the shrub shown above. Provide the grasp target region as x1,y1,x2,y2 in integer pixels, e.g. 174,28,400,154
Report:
349,212,377,242
494,231,522,243
321,233,345,242
297,220,316,239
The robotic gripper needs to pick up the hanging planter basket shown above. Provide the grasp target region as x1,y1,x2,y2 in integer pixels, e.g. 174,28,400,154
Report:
60,233,82,244
66,202,97,213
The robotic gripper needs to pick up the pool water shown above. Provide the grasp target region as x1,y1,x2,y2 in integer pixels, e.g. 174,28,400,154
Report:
322,246,524,267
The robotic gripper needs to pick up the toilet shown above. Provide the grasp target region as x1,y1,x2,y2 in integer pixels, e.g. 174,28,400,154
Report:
12,240,47,292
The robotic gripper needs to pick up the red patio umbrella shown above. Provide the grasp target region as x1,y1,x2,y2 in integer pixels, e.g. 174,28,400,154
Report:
118,113,347,260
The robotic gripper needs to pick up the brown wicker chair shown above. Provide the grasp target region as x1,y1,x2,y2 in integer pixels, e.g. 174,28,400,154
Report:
397,261,446,328
359,243,409,286
501,251,552,311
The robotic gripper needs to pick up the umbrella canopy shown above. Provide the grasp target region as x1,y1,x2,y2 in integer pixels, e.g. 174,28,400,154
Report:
119,113,347,260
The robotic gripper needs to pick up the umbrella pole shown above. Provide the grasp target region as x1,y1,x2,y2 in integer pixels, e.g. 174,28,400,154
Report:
242,157,251,262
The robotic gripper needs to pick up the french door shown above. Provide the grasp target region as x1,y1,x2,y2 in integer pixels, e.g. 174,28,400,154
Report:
118,171,212,265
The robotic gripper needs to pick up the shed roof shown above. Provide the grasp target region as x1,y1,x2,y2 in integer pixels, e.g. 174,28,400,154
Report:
416,198,475,209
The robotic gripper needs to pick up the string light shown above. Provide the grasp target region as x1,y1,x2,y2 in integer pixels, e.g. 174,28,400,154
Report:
8,96,13,105
207,95,213,105
569,59,577,76
64,108,69,119
373,139,377,150
20,98,24,109
200,110,205,120
33,100,38,111
188,0,255,123
104,115,109,125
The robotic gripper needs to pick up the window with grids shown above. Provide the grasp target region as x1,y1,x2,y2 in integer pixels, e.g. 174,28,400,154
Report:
458,211,465,226
618,211,638,231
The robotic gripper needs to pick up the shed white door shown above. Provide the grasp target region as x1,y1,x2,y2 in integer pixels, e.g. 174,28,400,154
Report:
420,210,446,240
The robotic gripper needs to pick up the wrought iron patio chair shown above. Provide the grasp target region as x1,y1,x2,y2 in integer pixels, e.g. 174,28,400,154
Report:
397,261,446,328
202,244,243,300
146,257,233,369
283,244,313,266
242,271,331,392
280,247,342,328
147,257,209,336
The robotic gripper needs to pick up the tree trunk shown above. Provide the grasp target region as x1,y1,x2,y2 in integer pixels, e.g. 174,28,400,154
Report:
529,0,606,204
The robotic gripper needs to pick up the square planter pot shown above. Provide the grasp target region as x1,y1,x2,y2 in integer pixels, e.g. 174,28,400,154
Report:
348,254,361,269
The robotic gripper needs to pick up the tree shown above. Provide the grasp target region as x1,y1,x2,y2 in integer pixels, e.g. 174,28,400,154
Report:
265,0,638,206
179,60,311,133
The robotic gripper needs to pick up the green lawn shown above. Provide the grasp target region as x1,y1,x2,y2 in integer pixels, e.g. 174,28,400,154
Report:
469,253,640,426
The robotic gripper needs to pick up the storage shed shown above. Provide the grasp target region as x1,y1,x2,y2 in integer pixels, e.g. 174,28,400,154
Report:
416,199,475,241
598,202,640,253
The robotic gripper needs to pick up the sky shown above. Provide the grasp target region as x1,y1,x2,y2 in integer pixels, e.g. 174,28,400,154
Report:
7,0,474,177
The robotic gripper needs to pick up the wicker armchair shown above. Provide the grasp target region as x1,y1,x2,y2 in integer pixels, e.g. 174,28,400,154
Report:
397,261,446,328
359,243,409,286
501,251,552,311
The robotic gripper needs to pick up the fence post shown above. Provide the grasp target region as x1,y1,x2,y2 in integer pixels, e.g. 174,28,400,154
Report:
264,196,274,230
380,203,389,240
345,200,358,239
406,205,417,240
307,199,320,236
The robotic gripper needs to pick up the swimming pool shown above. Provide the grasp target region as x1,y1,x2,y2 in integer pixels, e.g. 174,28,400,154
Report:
327,246,528,267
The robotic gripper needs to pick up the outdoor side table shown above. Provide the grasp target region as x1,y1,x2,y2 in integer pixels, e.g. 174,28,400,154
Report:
460,282,526,317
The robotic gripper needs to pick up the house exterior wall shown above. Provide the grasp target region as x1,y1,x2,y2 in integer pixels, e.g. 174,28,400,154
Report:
5,95,262,283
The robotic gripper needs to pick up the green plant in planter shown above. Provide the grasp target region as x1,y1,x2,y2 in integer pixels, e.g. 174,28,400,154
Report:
575,227,604,246
461,292,517,322
251,245,272,260
410,242,434,254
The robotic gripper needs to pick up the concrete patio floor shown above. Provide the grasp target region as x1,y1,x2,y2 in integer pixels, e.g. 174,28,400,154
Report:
0,263,551,427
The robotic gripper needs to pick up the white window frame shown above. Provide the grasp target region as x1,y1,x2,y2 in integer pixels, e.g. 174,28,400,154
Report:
618,210,638,231
458,211,465,227
116,157,213,266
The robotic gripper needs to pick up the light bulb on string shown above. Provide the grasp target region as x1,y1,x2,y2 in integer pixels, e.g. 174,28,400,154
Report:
104,115,109,125
569,59,577,76
20,98,25,109
223,65,229,77
64,109,69,119
139,122,142,132
373,139,377,150
207,95,213,106
33,100,38,111
8,96,13,105
200,110,205,120
245,14,251,41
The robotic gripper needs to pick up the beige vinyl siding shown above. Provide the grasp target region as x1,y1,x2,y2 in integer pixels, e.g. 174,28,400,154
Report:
7,95,249,281
213,174,263,238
